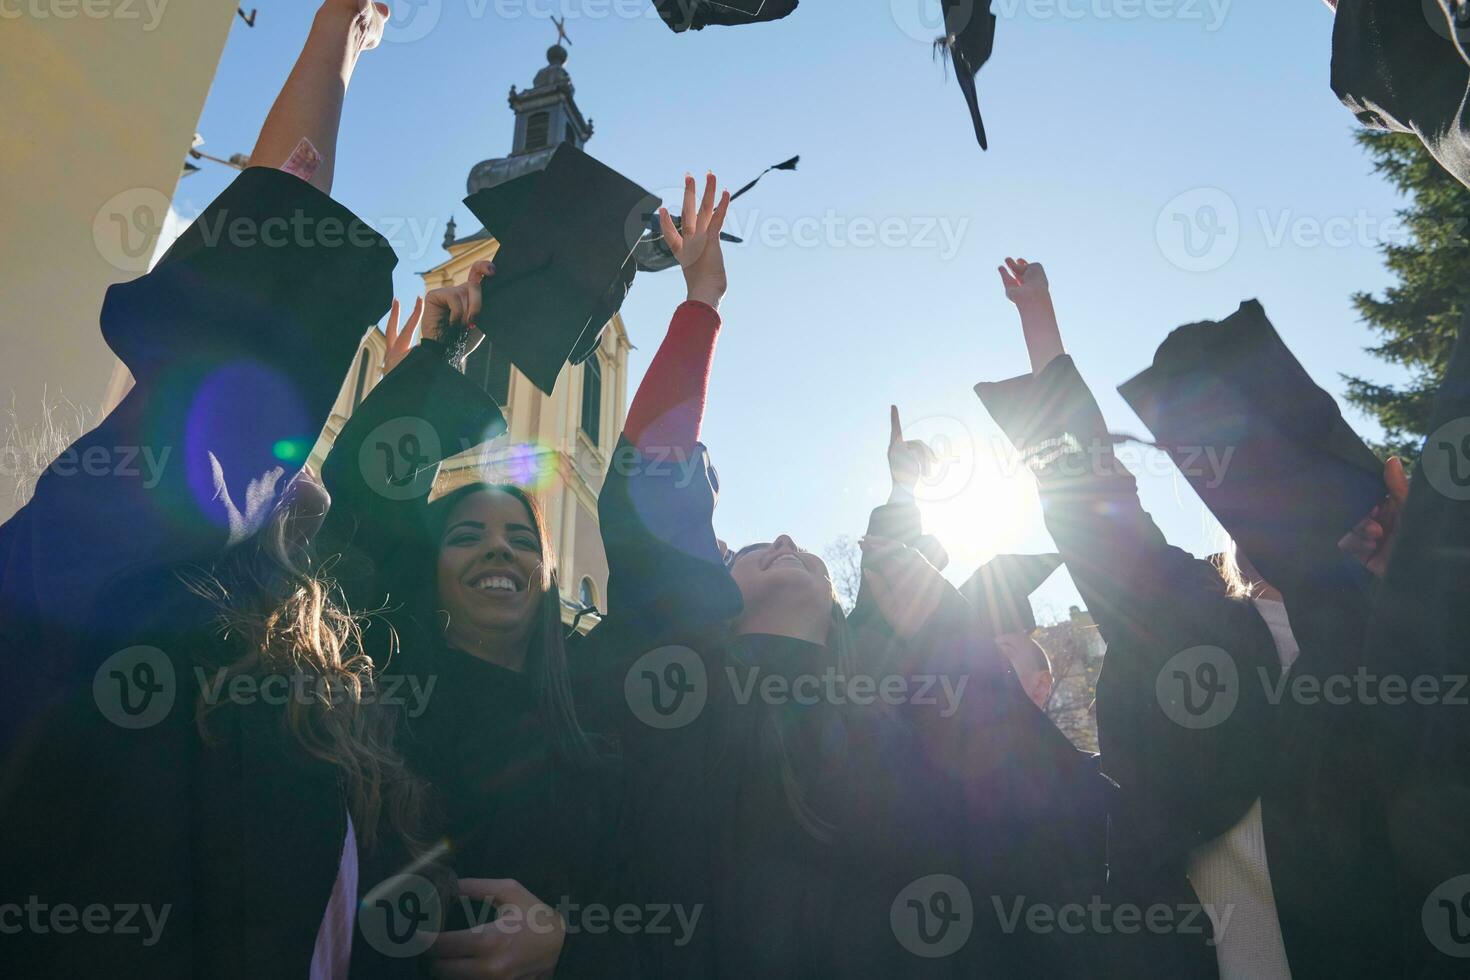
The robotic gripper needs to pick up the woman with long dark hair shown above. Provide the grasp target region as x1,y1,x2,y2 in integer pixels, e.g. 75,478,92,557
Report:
317,248,631,976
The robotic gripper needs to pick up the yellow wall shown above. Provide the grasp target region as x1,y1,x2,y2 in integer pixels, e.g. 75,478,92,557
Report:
0,1,239,517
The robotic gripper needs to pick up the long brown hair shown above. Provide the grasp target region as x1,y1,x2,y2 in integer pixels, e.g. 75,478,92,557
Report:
184,497,433,852
424,483,599,769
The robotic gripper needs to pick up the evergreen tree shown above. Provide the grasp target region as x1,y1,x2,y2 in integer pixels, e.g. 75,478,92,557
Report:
1344,131,1470,460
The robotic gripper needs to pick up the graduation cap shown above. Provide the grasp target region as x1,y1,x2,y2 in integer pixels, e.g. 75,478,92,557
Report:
959,554,1063,637
1118,300,1385,589
936,0,999,150
464,144,659,395
634,156,799,274
651,0,799,32
1331,0,1470,188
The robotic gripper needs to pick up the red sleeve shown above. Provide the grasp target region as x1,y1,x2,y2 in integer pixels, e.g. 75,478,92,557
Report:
622,300,721,456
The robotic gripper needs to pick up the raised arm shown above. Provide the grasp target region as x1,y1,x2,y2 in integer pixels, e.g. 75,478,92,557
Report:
977,259,1279,864
999,257,1065,376
0,11,395,730
596,173,740,625
621,172,730,457
250,0,389,194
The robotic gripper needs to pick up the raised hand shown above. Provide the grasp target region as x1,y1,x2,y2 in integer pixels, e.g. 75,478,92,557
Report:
997,257,1050,306
381,296,424,377
860,536,951,641
1338,457,1410,577
419,260,494,367
658,172,732,310
321,0,391,52
888,406,938,502
426,878,566,980
997,255,1065,376
251,1,392,194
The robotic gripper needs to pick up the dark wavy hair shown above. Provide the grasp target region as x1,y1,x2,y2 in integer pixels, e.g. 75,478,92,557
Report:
760,601,853,844
420,482,599,770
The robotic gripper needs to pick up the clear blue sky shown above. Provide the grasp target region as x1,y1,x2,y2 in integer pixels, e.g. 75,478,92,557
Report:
182,0,1407,617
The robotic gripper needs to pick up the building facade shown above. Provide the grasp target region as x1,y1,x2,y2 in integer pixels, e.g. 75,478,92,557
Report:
311,43,630,625
1034,607,1106,753
2,1,241,519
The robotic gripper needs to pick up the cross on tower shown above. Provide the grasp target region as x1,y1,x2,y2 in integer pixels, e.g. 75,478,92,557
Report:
551,15,572,46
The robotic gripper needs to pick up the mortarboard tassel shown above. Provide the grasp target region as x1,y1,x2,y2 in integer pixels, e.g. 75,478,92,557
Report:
936,35,988,151
935,0,998,152
730,155,800,202
635,156,800,272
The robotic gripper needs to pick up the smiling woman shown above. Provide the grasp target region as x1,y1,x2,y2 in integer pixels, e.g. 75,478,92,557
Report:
432,484,552,671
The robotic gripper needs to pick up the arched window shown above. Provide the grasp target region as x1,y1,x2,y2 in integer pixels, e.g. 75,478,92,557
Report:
351,348,372,408
578,576,598,610
580,356,602,447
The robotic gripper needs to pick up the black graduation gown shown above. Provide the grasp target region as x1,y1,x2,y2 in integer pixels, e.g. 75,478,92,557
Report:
580,437,874,978
316,343,637,976
976,355,1402,979
590,440,1108,977
848,499,1119,977
565,436,743,977
0,167,410,978
1364,311,1470,976
392,639,630,968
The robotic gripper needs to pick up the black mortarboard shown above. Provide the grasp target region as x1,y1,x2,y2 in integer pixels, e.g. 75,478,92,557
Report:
634,155,799,274
959,554,1063,637
1118,300,1385,590
1331,0,1470,188
651,0,799,32
936,0,999,150
464,144,659,395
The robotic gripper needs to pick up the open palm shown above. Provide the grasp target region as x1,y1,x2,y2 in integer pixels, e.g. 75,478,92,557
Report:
658,172,731,309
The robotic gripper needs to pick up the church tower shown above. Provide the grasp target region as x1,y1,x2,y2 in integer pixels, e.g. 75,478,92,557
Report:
467,40,593,198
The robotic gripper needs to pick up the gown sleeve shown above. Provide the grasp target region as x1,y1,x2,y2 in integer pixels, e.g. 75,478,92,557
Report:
975,355,1281,869
569,302,743,730
0,167,396,719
